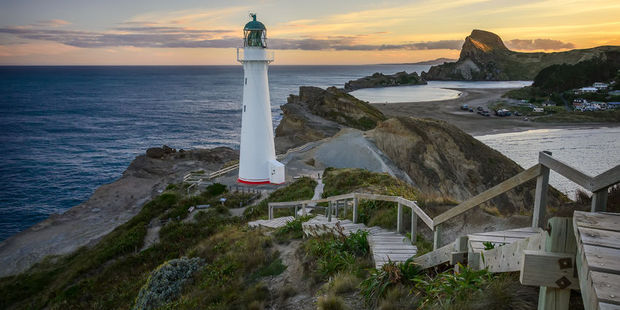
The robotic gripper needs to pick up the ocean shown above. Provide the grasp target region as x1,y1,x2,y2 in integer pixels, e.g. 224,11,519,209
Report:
0,64,429,241
0,65,617,242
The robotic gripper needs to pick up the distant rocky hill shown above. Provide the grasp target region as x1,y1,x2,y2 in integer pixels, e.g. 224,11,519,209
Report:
275,86,386,153
422,29,620,81
367,117,564,215
344,71,427,92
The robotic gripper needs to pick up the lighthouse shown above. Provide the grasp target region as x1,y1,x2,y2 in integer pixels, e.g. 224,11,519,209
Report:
237,14,285,185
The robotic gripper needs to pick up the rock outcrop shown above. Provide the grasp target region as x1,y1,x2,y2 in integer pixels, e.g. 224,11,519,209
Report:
422,29,620,81
275,86,386,153
344,71,426,92
367,117,563,215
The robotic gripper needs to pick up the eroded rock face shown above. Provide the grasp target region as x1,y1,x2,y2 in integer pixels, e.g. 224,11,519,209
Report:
275,86,386,153
344,71,427,92
422,29,620,81
367,117,562,215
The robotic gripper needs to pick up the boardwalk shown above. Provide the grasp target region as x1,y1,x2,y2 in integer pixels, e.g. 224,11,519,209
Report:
573,211,620,310
248,216,295,229
303,215,417,268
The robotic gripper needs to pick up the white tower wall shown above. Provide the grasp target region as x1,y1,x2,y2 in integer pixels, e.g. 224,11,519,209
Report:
238,47,281,184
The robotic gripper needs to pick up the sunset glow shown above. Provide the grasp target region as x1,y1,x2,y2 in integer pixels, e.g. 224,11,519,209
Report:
1,0,619,65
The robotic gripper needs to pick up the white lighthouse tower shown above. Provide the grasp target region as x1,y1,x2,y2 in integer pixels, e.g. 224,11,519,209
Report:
237,14,285,185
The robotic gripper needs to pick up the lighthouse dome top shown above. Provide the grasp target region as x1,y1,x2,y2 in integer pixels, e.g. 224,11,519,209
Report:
244,14,266,31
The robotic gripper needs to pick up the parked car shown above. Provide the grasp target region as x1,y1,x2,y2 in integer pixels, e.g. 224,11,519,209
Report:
481,111,490,117
468,108,474,112
514,111,522,116
460,104,469,110
477,106,484,111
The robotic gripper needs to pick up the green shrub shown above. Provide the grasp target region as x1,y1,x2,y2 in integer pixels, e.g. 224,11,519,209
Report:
317,294,348,310
303,230,371,281
204,183,227,197
273,215,313,242
248,258,287,282
360,258,422,306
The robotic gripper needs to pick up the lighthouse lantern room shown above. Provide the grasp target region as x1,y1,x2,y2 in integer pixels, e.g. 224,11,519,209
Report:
237,14,285,185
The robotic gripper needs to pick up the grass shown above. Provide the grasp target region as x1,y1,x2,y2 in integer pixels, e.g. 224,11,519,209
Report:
302,230,372,283
533,109,620,123
273,215,314,243
321,168,419,231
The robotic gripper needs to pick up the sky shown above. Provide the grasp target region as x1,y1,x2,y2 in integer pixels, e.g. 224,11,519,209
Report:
1,0,619,65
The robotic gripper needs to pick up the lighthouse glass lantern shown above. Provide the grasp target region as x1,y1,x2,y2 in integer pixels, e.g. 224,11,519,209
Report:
237,14,285,185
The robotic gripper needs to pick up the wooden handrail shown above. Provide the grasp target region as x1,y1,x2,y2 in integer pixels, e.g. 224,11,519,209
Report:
433,164,542,227
268,192,433,229
538,152,595,190
592,164,620,192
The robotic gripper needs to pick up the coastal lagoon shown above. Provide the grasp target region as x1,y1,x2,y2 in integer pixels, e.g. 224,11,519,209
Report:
350,80,532,103
476,127,620,199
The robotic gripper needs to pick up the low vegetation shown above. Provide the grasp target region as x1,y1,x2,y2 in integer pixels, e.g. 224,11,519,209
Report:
0,178,318,309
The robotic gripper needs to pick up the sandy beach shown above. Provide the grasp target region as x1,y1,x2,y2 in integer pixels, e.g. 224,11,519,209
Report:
371,87,618,136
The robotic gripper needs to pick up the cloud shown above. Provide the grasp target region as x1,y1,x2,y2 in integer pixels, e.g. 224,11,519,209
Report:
505,38,575,50
31,19,71,27
0,25,464,51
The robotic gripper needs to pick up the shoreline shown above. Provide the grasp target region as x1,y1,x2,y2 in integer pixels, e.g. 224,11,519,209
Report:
371,87,620,136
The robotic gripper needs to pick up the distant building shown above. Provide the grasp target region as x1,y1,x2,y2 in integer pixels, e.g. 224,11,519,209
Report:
579,87,598,93
608,102,620,109
610,90,620,96
593,82,609,90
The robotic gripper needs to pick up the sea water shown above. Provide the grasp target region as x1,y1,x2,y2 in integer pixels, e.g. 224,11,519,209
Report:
476,127,620,199
0,64,430,241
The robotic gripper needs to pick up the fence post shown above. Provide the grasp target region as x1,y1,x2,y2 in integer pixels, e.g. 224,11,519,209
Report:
352,197,358,223
532,151,551,228
591,187,608,212
302,203,307,216
410,210,418,245
397,202,403,233
294,205,298,219
538,217,576,310
328,201,332,222
433,224,442,250
268,204,273,220
335,200,339,218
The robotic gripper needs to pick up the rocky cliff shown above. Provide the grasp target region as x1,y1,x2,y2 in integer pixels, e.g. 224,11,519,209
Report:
422,29,620,81
344,71,427,92
275,86,386,153
367,117,563,215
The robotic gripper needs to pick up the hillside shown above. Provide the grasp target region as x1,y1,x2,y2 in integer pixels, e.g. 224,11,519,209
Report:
422,29,620,80
367,117,564,215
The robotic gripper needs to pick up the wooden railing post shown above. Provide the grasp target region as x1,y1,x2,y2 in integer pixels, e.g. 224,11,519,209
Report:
410,210,418,245
328,201,332,222
268,204,273,220
335,200,339,218
591,187,608,212
538,217,576,310
302,203,307,216
433,224,442,250
294,205,298,219
397,202,404,233
352,197,358,223
533,151,552,228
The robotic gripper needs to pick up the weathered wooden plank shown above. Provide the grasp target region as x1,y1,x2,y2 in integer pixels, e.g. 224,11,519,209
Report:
433,164,541,226
578,226,620,249
582,244,620,274
592,164,620,192
520,250,580,290
472,227,540,237
539,151,595,190
433,225,442,250
575,217,600,310
591,271,620,305
468,235,529,243
574,211,620,233
591,188,609,212
532,162,550,228
538,218,576,310
414,241,455,269
482,230,545,272
599,302,620,310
